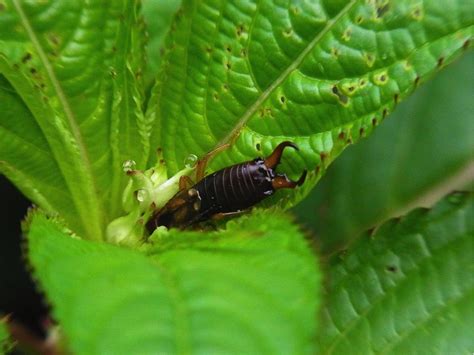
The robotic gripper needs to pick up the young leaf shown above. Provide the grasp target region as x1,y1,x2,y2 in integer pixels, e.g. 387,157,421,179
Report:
318,192,474,354
0,0,147,239
27,211,320,354
148,0,473,206
295,51,474,252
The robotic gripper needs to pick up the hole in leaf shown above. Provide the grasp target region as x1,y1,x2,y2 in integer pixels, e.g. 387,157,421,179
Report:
386,265,398,273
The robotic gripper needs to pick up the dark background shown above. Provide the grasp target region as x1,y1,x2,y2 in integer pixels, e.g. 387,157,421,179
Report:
0,175,46,338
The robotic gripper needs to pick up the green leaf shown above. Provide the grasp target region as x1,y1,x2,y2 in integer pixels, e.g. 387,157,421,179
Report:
27,210,320,354
0,320,12,355
294,50,474,253
0,0,147,239
0,74,80,230
148,0,473,206
141,0,181,88
317,192,474,354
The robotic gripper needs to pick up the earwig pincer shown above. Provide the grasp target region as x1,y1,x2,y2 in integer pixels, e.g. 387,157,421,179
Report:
146,141,307,231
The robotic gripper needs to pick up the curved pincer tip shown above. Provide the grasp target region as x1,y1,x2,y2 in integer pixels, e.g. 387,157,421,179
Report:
296,170,307,186
280,141,299,151
264,141,299,169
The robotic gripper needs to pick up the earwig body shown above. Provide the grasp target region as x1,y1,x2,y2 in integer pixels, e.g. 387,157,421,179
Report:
146,142,307,231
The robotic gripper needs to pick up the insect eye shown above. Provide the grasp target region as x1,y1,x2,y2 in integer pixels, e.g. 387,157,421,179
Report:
258,166,266,174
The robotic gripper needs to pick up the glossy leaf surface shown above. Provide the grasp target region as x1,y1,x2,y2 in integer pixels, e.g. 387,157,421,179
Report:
0,0,147,239
27,211,320,354
294,51,474,252
318,192,474,354
149,0,473,207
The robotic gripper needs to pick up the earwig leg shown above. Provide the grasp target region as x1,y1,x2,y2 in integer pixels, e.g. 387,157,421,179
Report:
211,210,248,221
272,170,307,190
264,141,299,169
196,143,230,181
179,175,194,191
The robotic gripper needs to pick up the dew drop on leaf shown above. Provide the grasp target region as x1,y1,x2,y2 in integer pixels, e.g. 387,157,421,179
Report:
184,154,198,168
136,189,147,202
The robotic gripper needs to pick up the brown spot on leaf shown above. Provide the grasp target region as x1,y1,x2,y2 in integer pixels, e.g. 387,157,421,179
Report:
332,85,349,105
21,52,32,63
437,56,445,68
463,39,471,50
236,24,245,37
376,3,390,18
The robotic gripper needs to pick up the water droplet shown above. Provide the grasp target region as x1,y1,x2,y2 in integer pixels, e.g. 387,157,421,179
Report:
122,160,136,172
184,154,198,168
136,189,147,202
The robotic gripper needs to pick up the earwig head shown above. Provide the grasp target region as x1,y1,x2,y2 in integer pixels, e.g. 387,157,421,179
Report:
264,141,299,169
262,141,307,191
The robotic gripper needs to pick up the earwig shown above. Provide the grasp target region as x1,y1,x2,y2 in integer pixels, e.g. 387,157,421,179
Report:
146,141,307,231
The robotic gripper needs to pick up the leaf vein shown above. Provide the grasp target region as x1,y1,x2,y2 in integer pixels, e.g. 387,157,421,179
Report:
214,0,358,149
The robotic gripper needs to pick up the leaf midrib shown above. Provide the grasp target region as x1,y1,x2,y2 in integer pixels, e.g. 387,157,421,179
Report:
214,1,357,149
12,0,103,239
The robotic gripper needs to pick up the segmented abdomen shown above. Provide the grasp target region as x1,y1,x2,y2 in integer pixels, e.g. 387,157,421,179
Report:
194,161,273,219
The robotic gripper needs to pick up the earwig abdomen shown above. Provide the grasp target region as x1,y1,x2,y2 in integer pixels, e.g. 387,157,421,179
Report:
194,158,274,220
